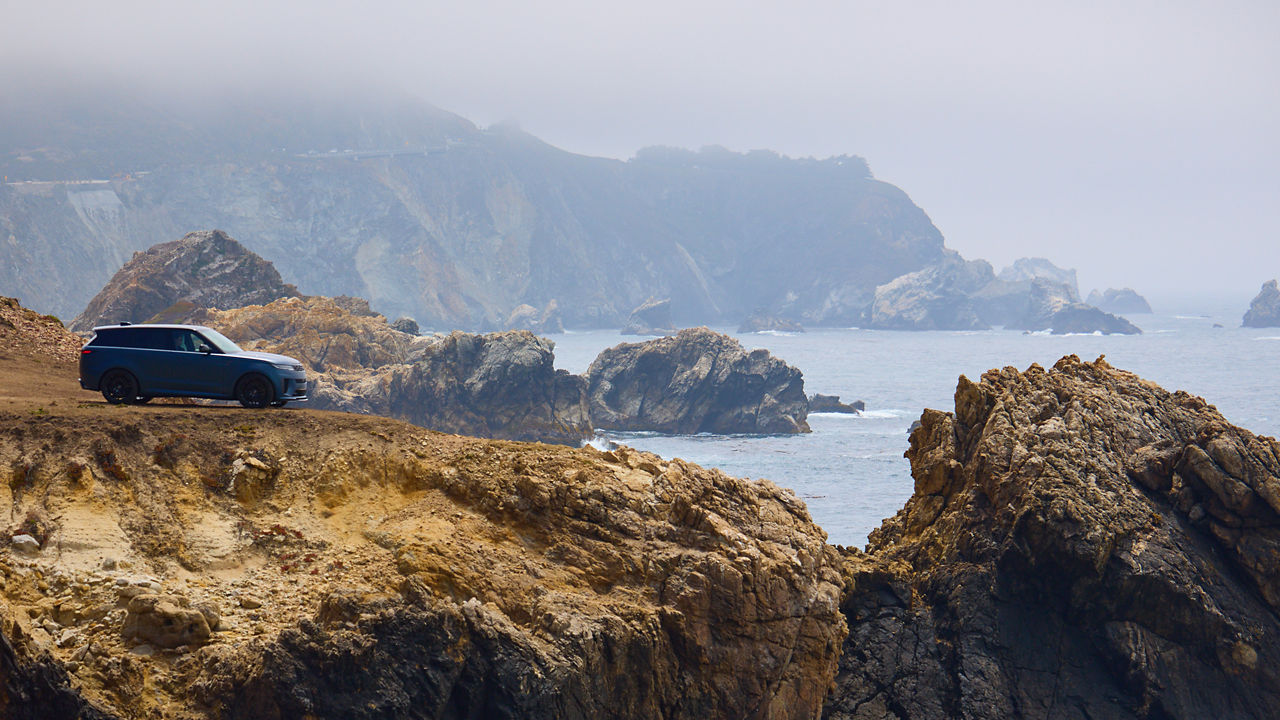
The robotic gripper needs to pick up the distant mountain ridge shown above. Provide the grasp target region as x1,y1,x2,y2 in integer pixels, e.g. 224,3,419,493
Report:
0,86,946,329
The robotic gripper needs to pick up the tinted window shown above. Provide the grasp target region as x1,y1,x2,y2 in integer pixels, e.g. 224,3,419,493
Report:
134,328,170,350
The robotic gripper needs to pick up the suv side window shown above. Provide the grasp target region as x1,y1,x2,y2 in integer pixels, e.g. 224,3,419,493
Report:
173,329,207,352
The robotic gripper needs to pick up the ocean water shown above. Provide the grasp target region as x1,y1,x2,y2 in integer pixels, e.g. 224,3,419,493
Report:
552,309,1280,549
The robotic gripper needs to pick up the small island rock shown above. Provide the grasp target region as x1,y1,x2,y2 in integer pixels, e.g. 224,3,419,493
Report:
586,327,810,434
1087,287,1153,314
621,297,677,336
1242,279,1280,328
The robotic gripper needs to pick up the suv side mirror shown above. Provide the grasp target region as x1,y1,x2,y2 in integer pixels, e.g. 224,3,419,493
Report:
198,343,214,354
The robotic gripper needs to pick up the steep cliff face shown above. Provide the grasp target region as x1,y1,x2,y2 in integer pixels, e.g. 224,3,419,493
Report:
2,89,947,328
825,355,1280,719
1242,279,1280,328
69,230,299,332
0,347,845,719
586,328,810,434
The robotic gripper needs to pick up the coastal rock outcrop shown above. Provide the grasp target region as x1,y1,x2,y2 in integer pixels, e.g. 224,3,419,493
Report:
622,298,678,336
319,330,591,445
1012,278,1142,334
865,254,994,330
586,327,810,434
825,355,1280,719
808,394,864,414
1242,279,1280,328
1088,287,1153,314
70,230,299,332
738,311,804,333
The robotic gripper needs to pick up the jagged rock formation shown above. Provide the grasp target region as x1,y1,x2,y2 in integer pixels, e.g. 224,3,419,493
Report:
505,299,564,334
825,355,1280,719
2,88,949,329
1242,279,1280,328
69,230,299,332
970,257,1081,327
622,298,678,336
315,331,591,445
0,353,845,718
997,256,1080,292
808,394,864,414
586,328,810,434
178,297,591,445
1011,278,1142,334
1088,287,1153,314
866,254,994,330
738,311,804,333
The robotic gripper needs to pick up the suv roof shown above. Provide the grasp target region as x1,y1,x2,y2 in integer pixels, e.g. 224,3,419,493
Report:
92,323,217,333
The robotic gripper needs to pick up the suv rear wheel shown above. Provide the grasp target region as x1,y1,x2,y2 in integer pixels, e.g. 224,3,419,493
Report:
101,370,139,405
235,374,273,409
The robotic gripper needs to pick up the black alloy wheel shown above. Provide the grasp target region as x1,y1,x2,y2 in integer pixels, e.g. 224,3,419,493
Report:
235,374,273,409
100,370,138,405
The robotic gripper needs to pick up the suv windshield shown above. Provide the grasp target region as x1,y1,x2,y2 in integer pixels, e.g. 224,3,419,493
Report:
198,328,243,354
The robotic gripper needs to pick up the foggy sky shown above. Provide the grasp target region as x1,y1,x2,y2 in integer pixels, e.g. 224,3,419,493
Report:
4,0,1277,306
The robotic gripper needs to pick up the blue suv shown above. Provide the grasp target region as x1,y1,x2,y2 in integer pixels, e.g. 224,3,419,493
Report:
79,323,308,407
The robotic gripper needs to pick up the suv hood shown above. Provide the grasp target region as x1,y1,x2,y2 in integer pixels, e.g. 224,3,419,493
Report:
238,350,304,367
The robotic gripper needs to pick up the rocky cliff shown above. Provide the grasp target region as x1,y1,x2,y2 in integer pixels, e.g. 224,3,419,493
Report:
1087,287,1153,314
0,336,845,719
2,88,948,329
865,253,994,330
69,230,299,332
1242,279,1280,328
825,355,1280,719
586,328,810,434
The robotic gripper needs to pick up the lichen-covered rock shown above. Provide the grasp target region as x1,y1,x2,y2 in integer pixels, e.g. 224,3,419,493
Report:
1087,287,1153,314
1242,279,1280,328
825,355,1280,719
622,297,677,336
70,230,299,332
586,327,809,434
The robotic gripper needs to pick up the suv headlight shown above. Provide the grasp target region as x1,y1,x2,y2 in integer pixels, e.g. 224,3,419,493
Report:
271,363,296,371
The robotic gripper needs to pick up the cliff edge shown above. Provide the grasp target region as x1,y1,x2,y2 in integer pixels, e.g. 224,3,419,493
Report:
0,316,845,719
826,355,1280,719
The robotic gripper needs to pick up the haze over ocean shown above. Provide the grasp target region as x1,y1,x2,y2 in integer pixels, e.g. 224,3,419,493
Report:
554,308,1279,547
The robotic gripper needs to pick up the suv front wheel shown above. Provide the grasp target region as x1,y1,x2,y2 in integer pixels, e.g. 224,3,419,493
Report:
101,370,139,405
235,374,274,409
